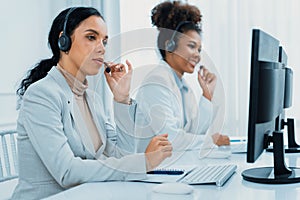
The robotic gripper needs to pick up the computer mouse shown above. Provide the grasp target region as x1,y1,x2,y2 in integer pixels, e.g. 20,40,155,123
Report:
152,182,194,195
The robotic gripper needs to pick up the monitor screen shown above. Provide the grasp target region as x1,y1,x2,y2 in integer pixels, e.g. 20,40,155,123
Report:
242,29,300,184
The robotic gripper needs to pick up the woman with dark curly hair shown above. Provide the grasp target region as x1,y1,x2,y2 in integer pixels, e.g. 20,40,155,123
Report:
134,1,230,152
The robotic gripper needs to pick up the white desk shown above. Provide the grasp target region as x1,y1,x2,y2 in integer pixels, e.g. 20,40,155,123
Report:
44,150,300,200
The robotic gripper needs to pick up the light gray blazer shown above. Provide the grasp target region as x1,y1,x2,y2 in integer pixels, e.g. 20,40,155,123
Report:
134,61,213,152
11,67,146,200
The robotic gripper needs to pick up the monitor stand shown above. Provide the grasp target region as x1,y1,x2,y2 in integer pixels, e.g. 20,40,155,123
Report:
242,131,300,184
266,118,300,153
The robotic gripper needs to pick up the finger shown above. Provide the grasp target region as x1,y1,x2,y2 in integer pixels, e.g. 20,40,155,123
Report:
155,135,169,141
198,68,205,81
154,136,169,142
157,141,171,146
161,145,173,152
110,63,123,72
159,133,168,138
198,71,205,84
107,62,125,72
110,65,116,73
199,68,209,82
116,63,125,72
206,73,216,83
198,73,209,93
202,68,209,79
223,136,230,145
126,59,133,72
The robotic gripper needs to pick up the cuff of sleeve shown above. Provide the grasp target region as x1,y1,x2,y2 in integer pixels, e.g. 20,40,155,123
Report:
200,96,213,113
113,99,137,138
123,153,147,180
113,98,136,109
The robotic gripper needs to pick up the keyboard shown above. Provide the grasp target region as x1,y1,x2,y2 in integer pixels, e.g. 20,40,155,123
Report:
179,164,237,186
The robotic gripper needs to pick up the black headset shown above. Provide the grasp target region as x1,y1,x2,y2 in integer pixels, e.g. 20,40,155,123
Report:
58,7,77,52
165,21,193,52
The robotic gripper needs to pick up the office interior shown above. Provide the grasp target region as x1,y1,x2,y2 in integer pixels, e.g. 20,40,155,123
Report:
1,0,300,199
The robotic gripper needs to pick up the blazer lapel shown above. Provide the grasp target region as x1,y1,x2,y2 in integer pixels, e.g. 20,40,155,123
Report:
47,67,75,122
48,66,95,157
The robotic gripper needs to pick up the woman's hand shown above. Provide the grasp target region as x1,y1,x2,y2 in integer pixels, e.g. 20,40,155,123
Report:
145,133,173,171
198,66,217,101
212,133,230,146
104,60,133,104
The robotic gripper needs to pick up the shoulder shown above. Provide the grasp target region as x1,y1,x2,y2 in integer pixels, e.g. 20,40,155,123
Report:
25,75,60,98
23,69,70,107
142,63,176,87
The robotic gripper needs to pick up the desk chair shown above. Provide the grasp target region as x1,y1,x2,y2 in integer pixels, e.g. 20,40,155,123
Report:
0,129,18,181
0,129,18,199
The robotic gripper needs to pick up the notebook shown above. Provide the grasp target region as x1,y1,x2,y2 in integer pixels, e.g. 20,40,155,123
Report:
139,164,237,187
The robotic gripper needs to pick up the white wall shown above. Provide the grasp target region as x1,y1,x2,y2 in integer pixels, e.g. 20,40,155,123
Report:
119,0,300,136
191,0,300,134
0,0,53,129
0,0,108,129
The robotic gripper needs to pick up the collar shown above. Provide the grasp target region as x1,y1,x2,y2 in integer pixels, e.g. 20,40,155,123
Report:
56,64,88,97
160,60,189,92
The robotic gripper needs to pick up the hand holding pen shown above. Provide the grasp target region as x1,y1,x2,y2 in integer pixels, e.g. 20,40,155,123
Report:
104,60,133,104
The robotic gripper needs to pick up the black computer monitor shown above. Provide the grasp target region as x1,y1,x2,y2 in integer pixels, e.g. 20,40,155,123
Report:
241,29,300,184
266,46,300,153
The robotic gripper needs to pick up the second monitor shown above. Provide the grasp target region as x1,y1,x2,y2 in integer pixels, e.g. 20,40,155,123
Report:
266,46,300,153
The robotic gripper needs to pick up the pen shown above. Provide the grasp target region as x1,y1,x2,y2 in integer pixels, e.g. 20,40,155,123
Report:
230,139,247,142
147,170,184,175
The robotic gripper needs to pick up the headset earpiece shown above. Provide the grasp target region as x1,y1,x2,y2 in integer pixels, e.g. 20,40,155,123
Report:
58,33,71,52
58,7,77,52
165,39,176,52
165,21,193,53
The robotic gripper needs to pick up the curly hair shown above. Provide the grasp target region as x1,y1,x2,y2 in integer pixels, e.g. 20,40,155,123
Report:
151,1,202,59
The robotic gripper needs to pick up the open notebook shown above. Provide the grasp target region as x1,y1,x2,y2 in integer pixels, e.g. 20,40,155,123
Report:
138,164,237,187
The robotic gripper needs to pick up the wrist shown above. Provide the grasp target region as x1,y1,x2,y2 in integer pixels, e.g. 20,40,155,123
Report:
145,153,154,172
202,93,212,101
114,96,132,105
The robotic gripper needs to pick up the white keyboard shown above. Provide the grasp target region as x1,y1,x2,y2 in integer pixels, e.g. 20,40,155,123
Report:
179,164,237,186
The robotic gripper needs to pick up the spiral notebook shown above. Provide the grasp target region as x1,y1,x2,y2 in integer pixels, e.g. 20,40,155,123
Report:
143,165,197,183
138,164,237,187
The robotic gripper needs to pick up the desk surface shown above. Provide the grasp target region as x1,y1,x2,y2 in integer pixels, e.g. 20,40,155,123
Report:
44,150,300,200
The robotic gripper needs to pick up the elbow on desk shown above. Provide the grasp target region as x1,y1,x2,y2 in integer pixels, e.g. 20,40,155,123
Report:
53,158,90,189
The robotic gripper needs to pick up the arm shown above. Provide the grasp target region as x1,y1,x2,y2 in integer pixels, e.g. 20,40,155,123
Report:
198,66,230,146
103,60,137,153
22,85,146,188
112,100,137,152
134,83,208,152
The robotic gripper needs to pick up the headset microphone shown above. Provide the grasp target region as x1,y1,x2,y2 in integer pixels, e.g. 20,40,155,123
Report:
103,62,111,73
165,21,192,52
58,7,77,52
